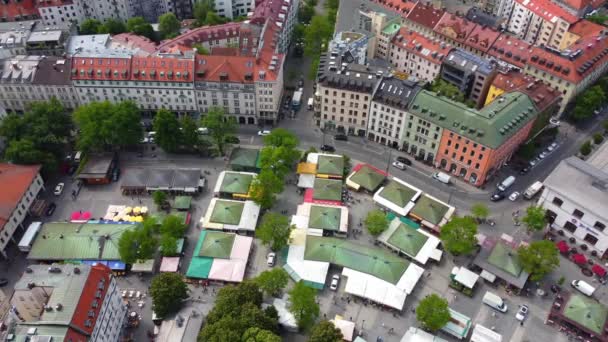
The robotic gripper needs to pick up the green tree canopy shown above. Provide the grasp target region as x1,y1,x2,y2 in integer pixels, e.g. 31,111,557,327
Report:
256,212,293,251
522,206,547,232
416,294,450,332
298,4,315,24
308,320,343,342
100,18,127,34
430,79,465,103
254,268,289,297
192,43,210,55
159,234,178,257
127,17,155,40
242,327,281,342
250,170,284,209
80,19,102,34
304,15,333,57
573,85,604,121
470,203,490,220
153,109,182,152
580,141,593,156
263,128,299,149
440,216,478,255
289,281,319,330
193,0,228,27
160,215,187,238
259,146,299,180
150,273,189,318
4,139,57,174
159,13,181,39
118,223,157,264
364,210,389,236
152,190,168,207
180,116,200,150
201,106,236,155
518,240,559,281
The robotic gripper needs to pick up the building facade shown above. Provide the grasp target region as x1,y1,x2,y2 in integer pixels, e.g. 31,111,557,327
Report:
213,0,255,19
0,164,43,258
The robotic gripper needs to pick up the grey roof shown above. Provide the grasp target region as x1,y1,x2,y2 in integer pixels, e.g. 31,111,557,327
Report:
0,55,43,83
66,34,110,55
26,30,63,43
372,78,422,110
465,7,504,29
586,142,608,173
32,57,71,85
120,168,202,190
172,169,201,188
543,157,608,222
78,155,114,177
444,48,495,76
0,20,37,33
317,53,386,93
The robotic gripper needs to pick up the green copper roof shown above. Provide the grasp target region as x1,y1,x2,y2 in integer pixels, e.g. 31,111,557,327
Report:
173,196,192,210
349,165,385,192
487,242,523,277
410,195,450,225
187,230,213,279
210,200,244,225
409,91,537,149
198,231,235,259
387,220,429,258
317,155,344,176
564,294,608,334
379,179,417,207
313,178,343,201
230,148,260,170
304,236,409,284
220,172,254,194
309,205,341,231
382,22,401,35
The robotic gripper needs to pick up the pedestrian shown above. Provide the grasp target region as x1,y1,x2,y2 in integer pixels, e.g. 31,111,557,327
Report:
520,321,524,326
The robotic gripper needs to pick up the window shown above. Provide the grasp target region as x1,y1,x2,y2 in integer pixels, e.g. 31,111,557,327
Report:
584,234,598,246
594,221,606,232
564,221,577,233
573,209,584,219
552,197,563,207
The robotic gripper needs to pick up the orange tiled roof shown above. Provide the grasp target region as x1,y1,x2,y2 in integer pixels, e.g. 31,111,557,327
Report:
568,19,606,37
513,0,578,24
562,0,606,10
36,0,74,7
66,264,111,339
194,52,283,83
131,56,194,82
492,69,533,91
0,163,40,230
71,57,131,81
406,2,446,30
111,33,157,54
157,22,244,52
374,0,417,15
466,25,501,53
487,34,534,68
433,13,477,44
392,28,451,64
0,0,38,21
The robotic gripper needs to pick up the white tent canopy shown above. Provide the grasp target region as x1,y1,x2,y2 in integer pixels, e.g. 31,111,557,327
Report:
297,174,316,188
470,324,503,342
400,327,448,342
331,318,355,341
452,266,480,289
262,298,298,332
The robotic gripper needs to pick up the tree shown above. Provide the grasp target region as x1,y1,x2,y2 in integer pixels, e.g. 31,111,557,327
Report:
364,210,388,236
416,294,451,332
180,116,200,150
160,215,187,238
288,281,319,330
159,13,181,39
518,240,560,281
127,17,155,40
118,223,157,264
201,106,236,155
298,4,316,24
587,13,608,26
573,85,604,121
308,320,343,342
430,79,465,103
440,216,478,255
192,43,210,55
159,234,178,257
80,19,102,34
263,128,299,149
259,146,299,180
150,273,189,318
152,190,168,208
242,327,281,342
324,0,339,10
193,0,216,27
153,109,182,152
254,268,289,297
594,133,604,144
303,15,333,57
256,212,293,251
4,139,57,173
470,203,490,220
580,141,593,156
100,18,126,34
522,206,547,232
250,170,284,209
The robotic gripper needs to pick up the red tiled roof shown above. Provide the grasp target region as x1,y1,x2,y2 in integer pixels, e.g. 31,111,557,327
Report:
392,28,451,64
568,19,606,38
406,2,446,30
0,0,38,21
69,264,112,337
111,33,157,54
562,0,606,10
492,69,533,91
372,0,417,15
195,51,283,83
131,56,193,82
0,164,40,230
487,34,534,68
466,25,501,53
36,0,74,8
157,22,243,52
493,69,561,111
514,0,578,24
71,57,131,81
433,13,477,44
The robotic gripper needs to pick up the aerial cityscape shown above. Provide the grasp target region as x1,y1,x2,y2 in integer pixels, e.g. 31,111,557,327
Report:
0,0,608,341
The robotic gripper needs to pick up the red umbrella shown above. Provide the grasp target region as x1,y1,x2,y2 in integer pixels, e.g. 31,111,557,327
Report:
70,212,81,220
572,253,587,265
556,241,568,253
81,211,92,220
592,264,606,277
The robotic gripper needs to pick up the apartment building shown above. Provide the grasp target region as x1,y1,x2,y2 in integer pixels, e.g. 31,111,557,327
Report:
213,0,255,19
248,0,299,54
0,55,79,113
440,48,497,108
432,13,477,50
162,0,194,20
11,264,126,342
404,2,446,37
0,0,39,22
400,91,446,163
465,7,505,29
37,0,84,26
368,78,422,148
388,28,451,83
539,155,608,257
0,20,73,58
357,8,402,59
0,164,43,258
328,31,370,65
158,22,257,56
554,0,606,16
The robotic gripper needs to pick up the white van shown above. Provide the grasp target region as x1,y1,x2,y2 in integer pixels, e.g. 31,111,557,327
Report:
571,280,596,296
432,172,451,184
497,176,516,191
482,291,508,312
307,97,314,110
74,151,82,163
523,181,543,199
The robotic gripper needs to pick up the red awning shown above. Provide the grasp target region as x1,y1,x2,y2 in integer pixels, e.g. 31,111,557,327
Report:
592,264,606,277
572,253,587,264
556,241,568,253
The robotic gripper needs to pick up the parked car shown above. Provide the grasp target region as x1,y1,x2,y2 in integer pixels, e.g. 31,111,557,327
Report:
330,274,340,291
549,117,561,126
547,142,558,152
515,305,529,321
0,278,7,287
258,130,271,136
267,252,276,267
396,156,412,166
529,158,539,167
46,203,57,217
571,279,596,296
490,192,505,202
509,191,520,201
392,161,406,170
320,144,335,152
54,183,65,196
538,151,548,159
334,134,348,141
519,167,530,175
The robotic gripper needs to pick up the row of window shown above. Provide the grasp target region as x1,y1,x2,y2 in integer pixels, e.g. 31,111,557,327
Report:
552,196,606,231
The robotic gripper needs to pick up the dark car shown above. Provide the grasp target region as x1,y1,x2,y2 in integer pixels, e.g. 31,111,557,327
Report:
46,202,57,217
519,167,530,175
0,278,7,287
334,134,348,141
297,78,304,88
225,135,240,144
112,168,120,182
320,144,335,152
396,156,412,166
490,192,506,202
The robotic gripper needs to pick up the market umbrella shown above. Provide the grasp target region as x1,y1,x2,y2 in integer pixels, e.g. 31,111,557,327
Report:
556,240,569,253
573,253,587,265
81,211,92,220
125,207,133,214
140,207,148,214
592,264,607,277
134,216,144,222
133,207,141,214
71,212,81,220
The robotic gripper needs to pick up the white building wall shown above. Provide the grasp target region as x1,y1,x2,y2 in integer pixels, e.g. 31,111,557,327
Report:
0,83,79,113
38,4,84,26
195,82,257,122
77,0,130,22
368,101,407,146
213,0,255,19
0,173,43,257
91,277,126,342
